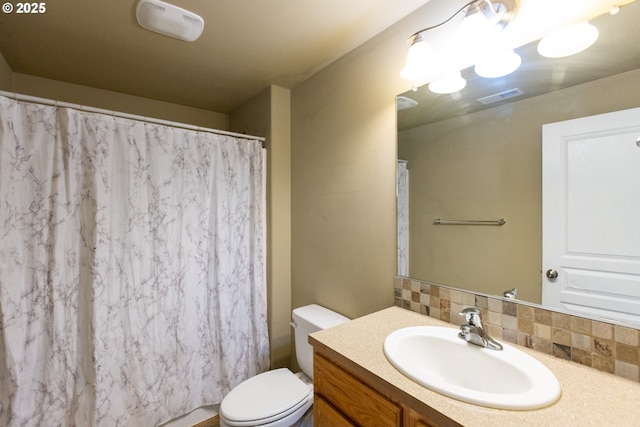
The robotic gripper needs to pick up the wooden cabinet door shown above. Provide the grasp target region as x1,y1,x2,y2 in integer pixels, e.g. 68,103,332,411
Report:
403,406,439,427
314,353,402,426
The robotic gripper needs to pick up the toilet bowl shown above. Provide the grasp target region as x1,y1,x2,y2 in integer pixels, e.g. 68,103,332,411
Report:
219,304,349,427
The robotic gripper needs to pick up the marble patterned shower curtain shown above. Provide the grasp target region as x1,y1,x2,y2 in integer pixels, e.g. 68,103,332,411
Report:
0,96,269,426
397,160,409,277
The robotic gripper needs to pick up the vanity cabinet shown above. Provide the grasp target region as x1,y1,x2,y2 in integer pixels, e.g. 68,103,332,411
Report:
310,307,640,426
313,351,460,427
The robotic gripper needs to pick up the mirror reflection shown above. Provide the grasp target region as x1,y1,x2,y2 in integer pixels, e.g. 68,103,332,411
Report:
396,1,640,326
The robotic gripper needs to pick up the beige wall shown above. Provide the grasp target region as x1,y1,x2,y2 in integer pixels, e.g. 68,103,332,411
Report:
0,52,12,90
230,85,292,369
290,5,430,320
8,73,229,130
398,68,640,303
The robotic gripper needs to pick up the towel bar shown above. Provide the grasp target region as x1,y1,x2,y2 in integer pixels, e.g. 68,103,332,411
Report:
433,218,506,226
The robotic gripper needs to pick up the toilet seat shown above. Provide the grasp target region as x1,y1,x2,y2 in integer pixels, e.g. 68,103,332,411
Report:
220,368,313,427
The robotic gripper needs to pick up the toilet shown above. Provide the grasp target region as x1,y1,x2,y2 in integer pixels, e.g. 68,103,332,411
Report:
219,304,349,427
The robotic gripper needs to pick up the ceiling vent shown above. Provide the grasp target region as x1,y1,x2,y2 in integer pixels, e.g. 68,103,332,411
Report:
397,95,419,110
136,0,204,42
477,88,524,105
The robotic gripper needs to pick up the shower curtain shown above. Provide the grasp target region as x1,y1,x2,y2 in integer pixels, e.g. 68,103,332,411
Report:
397,160,409,277
0,96,269,426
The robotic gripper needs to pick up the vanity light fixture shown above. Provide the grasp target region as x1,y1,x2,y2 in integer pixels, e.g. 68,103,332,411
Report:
400,0,520,93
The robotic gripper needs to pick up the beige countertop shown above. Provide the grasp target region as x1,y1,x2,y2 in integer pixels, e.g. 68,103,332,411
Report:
309,306,640,427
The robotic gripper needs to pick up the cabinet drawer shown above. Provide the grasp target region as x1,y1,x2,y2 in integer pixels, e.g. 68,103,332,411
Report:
314,353,401,426
314,394,357,426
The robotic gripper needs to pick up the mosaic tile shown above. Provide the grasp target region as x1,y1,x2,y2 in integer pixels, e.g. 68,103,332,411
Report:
534,324,551,340
487,310,502,327
592,321,614,340
572,332,592,351
518,305,534,320
571,348,592,366
420,293,430,306
429,295,439,310
462,292,475,307
487,298,501,312
502,301,518,316
487,324,503,340
593,338,614,358
553,343,571,361
572,316,592,335
552,328,571,346
430,286,439,298
449,289,463,305
552,312,571,330
411,291,420,303
534,308,552,326
502,328,518,344
616,342,639,365
593,354,615,374
518,332,533,349
502,314,518,331
475,295,488,309
439,299,451,322
615,325,639,346
411,280,421,292
420,305,430,316
518,318,534,335
615,361,640,382
450,302,463,325
532,337,553,355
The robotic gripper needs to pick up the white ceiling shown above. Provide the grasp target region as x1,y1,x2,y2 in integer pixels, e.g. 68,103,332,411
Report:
0,0,431,113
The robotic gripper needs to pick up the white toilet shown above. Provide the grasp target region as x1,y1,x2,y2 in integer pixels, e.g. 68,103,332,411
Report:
219,304,349,427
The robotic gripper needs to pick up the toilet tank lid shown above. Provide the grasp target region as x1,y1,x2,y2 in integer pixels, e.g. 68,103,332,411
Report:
292,304,350,329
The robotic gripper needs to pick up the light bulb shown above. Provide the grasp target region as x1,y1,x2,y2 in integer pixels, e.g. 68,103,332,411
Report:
400,35,440,81
428,71,467,94
475,49,521,78
537,22,599,58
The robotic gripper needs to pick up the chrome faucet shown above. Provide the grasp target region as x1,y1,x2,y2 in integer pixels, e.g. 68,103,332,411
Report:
458,307,503,350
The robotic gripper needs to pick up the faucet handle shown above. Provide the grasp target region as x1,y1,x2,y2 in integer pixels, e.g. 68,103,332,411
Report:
459,307,483,327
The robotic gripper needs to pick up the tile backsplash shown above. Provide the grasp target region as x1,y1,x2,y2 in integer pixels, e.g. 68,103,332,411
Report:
394,277,640,383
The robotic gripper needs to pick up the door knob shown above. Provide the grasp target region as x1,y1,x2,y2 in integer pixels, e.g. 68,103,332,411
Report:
546,269,558,279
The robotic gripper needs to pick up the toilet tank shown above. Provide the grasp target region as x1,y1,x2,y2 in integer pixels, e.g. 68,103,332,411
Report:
292,304,349,379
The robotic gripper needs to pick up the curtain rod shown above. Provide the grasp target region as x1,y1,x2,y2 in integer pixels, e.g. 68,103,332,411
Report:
0,90,266,142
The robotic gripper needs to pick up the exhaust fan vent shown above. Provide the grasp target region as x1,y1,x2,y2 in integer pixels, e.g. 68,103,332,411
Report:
477,88,524,105
397,95,418,110
136,0,204,42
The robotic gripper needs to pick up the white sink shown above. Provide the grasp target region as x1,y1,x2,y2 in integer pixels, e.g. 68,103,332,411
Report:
383,326,561,410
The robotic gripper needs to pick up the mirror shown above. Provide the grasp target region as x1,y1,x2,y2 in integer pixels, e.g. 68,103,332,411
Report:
396,2,640,326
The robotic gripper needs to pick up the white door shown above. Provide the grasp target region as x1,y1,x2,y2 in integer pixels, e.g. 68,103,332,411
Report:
542,107,640,324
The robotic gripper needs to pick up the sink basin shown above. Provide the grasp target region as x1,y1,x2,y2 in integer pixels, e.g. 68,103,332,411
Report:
383,326,561,410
